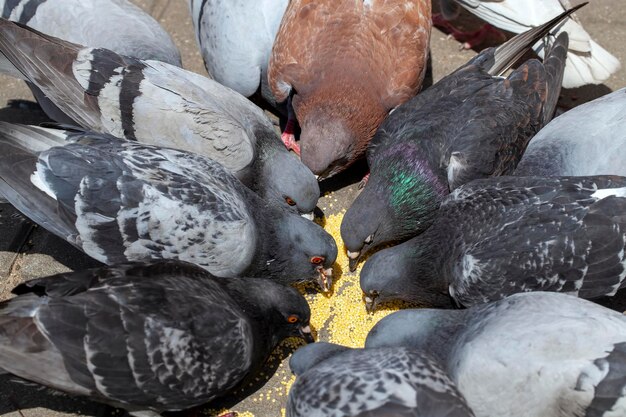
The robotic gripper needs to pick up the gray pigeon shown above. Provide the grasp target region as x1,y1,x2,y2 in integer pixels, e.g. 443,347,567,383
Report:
341,7,576,270
0,0,181,124
361,175,626,309
0,123,337,290
287,342,475,417
0,18,320,216
515,87,626,177
366,292,626,417
189,0,288,108
0,260,314,417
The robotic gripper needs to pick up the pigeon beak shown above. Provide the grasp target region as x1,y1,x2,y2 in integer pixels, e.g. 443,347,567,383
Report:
364,294,378,314
347,250,361,272
301,211,314,221
316,266,333,293
299,325,315,343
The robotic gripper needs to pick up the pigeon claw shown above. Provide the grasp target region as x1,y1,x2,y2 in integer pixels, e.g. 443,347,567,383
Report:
281,131,301,156
316,267,333,293
358,172,370,190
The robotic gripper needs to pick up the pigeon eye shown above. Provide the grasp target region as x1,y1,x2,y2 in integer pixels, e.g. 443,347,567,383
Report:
285,197,296,206
287,315,299,323
310,256,324,265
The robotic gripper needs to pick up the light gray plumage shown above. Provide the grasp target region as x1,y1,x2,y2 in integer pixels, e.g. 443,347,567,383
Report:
287,342,475,417
189,0,288,107
0,260,314,416
437,0,620,88
0,0,181,124
0,18,319,215
0,123,336,289
516,88,626,177
366,292,626,417
360,175,626,309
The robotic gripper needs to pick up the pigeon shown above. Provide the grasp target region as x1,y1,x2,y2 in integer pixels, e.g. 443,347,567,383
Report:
515,87,626,177
0,18,320,216
268,0,432,178
286,342,475,417
366,292,626,417
188,0,288,107
437,0,620,88
361,175,626,310
0,0,181,124
0,260,314,416
342,7,577,271
0,123,337,290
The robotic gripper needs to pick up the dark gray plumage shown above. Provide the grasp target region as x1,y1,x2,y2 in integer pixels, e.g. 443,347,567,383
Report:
0,18,319,215
0,260,313,416
341,7,578,270
287,342,475,417
361,175,626,310
365,292,626,417
0,123,337,290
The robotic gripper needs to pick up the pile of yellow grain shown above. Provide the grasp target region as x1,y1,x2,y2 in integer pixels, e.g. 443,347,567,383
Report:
205,209,407,416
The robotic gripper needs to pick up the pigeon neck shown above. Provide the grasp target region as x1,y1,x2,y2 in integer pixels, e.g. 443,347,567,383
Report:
377,144,449,234
245,205,293,284
406,310,467,365
402,228,451,304
367,309,467,365
238,125,279,191
218,278,283,356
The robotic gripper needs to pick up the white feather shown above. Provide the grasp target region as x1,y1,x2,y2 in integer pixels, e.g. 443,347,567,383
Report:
451,0,621,88
592,187,626,200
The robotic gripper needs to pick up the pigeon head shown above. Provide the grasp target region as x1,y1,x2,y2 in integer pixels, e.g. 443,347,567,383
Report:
365,308,465,363
221,277,314,345
289,342,350,376
294,80,387,179
257,210,338,292
359,234,452,312
255,130,320,216
342,144,448,270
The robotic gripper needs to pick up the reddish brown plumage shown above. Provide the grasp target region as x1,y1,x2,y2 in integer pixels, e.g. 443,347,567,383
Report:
269,0,432,178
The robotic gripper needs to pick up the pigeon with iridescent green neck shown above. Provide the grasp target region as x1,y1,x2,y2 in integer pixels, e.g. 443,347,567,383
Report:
341,6,578,270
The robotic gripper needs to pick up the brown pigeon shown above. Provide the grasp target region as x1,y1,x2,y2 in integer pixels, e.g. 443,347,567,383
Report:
268,0,432,179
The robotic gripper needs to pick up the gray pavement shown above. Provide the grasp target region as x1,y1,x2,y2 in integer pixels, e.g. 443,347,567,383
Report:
1,0,625,416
